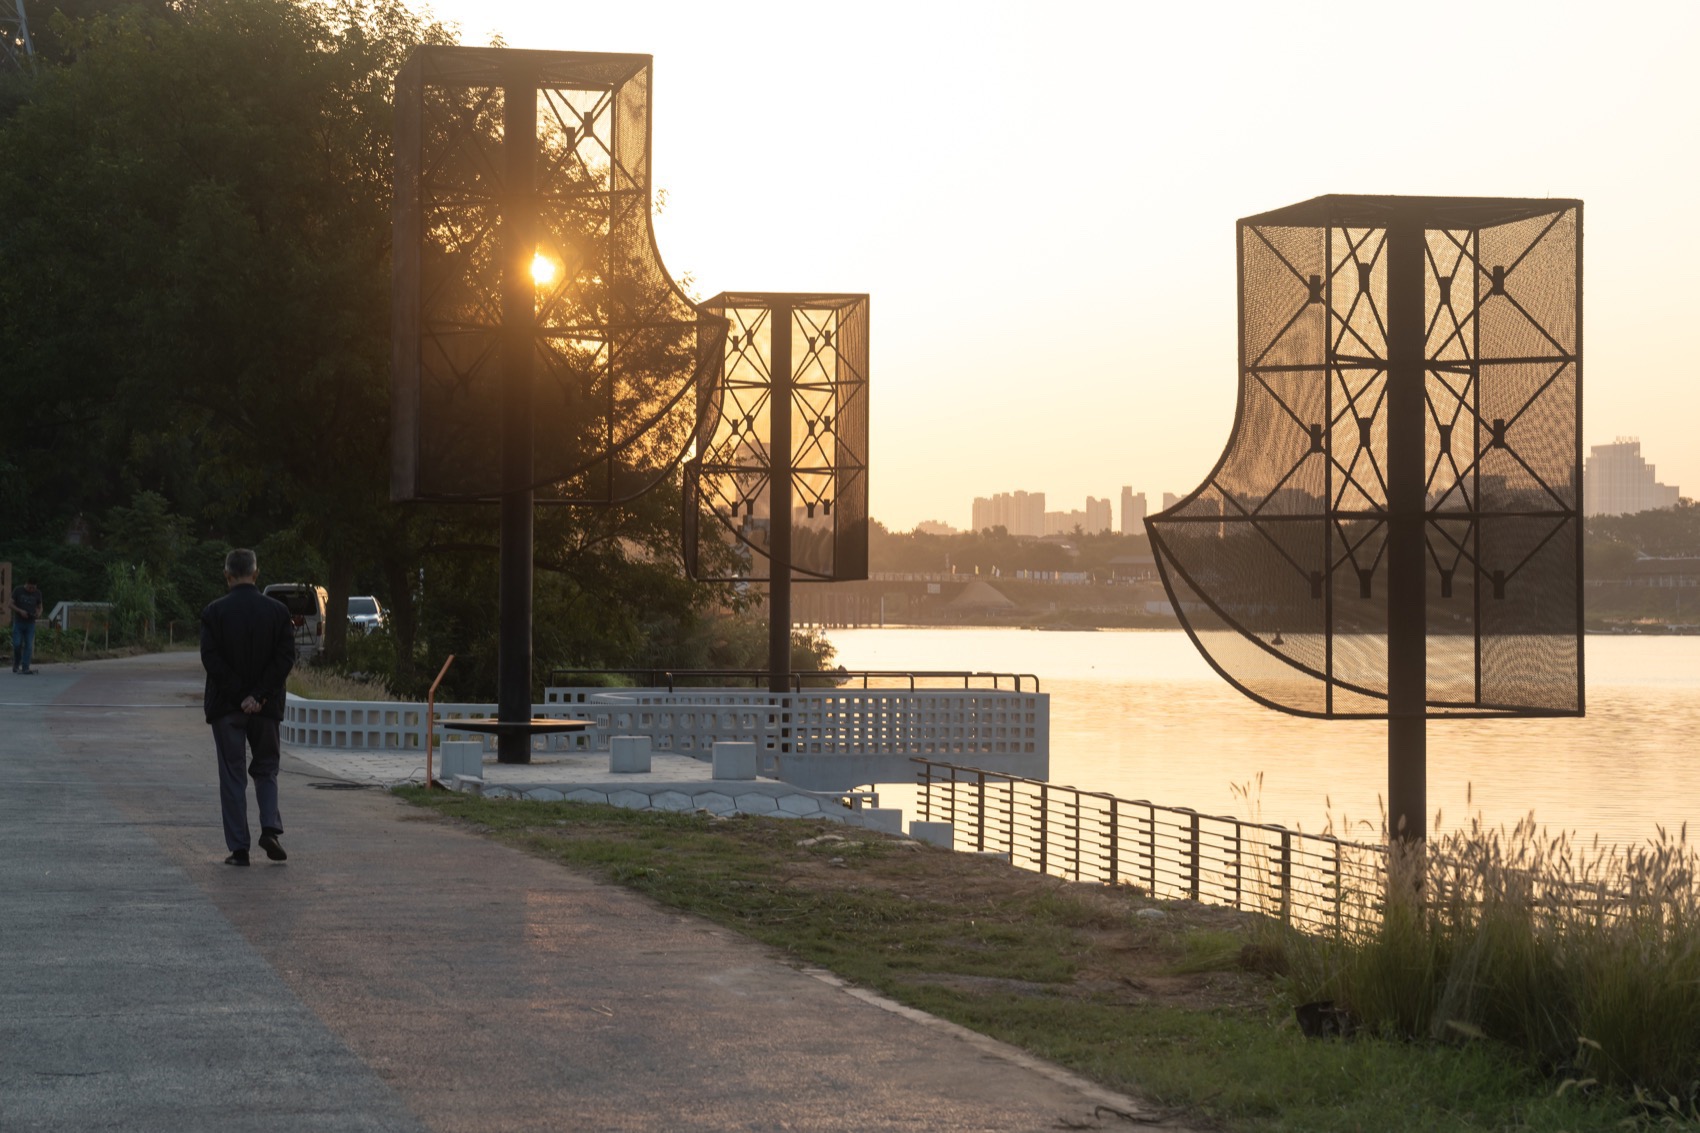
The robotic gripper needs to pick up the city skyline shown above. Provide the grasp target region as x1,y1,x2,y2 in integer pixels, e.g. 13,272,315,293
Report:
429,0,1700,533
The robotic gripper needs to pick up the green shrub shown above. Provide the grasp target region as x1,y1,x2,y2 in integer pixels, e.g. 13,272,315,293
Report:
105,561,160,644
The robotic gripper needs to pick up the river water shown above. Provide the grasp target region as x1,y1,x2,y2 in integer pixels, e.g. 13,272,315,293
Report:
825,627,1700,851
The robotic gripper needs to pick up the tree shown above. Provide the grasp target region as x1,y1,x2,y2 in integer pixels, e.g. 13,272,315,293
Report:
0,0,773,693
0,0,451,661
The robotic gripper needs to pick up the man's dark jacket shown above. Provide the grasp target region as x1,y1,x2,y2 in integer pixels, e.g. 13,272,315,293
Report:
200,584,296,723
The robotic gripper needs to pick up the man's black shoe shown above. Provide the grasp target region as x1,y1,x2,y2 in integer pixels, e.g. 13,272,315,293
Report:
224,851,250,866
258,832,287,862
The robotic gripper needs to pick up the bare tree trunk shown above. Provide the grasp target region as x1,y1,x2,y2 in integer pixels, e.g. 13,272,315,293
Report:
321,553,354,664
383,555,419,693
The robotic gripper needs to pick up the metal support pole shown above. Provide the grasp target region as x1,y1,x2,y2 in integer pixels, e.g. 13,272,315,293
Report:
497,72,537,764
767,302,794,695
1187,812,1201,901
1386,220,1428,840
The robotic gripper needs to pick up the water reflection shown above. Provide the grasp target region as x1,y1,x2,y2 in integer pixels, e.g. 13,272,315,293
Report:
826,628,1700,851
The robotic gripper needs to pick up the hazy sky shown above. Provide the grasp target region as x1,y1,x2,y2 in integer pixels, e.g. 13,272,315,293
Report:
429,0,1700,532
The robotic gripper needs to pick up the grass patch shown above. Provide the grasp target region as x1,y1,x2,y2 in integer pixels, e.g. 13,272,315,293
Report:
391,789,1675,1132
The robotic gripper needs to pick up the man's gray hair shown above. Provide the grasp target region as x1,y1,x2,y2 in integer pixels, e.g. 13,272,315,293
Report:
224,548,258,579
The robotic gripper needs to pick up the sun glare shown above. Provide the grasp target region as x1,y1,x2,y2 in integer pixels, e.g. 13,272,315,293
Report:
531,252,556,286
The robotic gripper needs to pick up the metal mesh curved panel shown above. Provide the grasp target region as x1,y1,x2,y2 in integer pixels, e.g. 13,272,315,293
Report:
684,293,869,583
392,47,725,503
1146,195,1582,719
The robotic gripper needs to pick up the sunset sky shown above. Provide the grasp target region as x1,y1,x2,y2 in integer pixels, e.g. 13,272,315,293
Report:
433,0,1700,532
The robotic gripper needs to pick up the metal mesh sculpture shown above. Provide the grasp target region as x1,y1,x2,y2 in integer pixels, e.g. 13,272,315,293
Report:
1147,196,1582,826
391,47,724,504
391,47,729,763
684,293,870,583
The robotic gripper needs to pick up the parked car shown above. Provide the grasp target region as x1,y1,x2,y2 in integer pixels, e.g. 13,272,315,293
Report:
263,583,328,658
348,595,386,634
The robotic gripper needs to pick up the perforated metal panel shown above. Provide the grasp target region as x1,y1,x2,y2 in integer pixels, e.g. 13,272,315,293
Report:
1146,196,1582,719
391,47,725,503
684,293,869,582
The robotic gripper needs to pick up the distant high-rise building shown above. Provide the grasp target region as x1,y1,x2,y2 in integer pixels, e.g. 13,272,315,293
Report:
1119,487,1147,534
1043,509,1088,537
1085,496,1112,534
1162,491,1182,512
914,519,957,536
971,490,1045,536
1584,439,1681,517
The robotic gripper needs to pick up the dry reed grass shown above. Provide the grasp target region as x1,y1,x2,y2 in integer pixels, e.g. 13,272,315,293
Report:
286,667,394,702
1269,798,1700,1101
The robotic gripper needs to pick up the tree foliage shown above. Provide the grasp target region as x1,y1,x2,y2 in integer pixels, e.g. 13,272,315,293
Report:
0,0,797,695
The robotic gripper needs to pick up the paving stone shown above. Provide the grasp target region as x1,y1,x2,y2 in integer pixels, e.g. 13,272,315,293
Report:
525,788,565,802
735,794,778,815
566,789,609,805
778,795,822,815
691,792,736,815
608,789,652,810
650,791,692,812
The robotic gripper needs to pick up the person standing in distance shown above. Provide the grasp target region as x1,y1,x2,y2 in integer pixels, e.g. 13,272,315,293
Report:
11,576,42,674
200,549,296,866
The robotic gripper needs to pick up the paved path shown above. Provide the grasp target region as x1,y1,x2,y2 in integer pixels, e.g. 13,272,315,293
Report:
1,653,1193,1132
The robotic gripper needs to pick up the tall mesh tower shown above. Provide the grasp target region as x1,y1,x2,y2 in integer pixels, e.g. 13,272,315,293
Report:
1147,195,1584,841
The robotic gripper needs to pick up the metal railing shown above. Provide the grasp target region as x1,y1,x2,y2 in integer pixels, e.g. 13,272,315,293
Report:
548,668,1041,693
914,758,1387,931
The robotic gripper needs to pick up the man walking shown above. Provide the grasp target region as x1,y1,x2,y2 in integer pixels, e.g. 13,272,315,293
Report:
11,576,42,674
200,549,296,866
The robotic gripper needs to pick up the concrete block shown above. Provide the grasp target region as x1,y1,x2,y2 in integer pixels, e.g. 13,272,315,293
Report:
439,740,483,781
735,794,778,815
858,808,903,835
453,774,484,796
609,734,652,774
566,789,609,805
712,741,758,780
779,795,823,816
608,789,652,811
909,821,954,848
651,790,692,812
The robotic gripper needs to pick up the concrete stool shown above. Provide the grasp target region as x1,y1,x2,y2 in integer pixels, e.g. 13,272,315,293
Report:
438,740,483,782
609,735,652,774
711,741,758,780
909,820,954,848
858,808,903,835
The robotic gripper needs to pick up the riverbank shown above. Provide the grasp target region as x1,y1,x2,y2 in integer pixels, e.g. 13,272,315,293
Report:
796,577,1700,633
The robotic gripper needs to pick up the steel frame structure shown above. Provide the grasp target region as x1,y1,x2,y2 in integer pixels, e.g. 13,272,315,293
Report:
392,47,724,506
391,47,723,762
0,0,32,71
684,293,869,691
1147,195,1583,839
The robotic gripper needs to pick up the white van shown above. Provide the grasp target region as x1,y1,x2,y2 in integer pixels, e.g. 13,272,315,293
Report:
263,583,329,658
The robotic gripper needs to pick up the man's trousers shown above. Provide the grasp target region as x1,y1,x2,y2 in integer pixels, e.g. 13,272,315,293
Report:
211,712,283,854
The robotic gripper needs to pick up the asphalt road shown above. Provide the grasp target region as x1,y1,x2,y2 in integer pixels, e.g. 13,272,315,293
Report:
1,652,1187,1132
